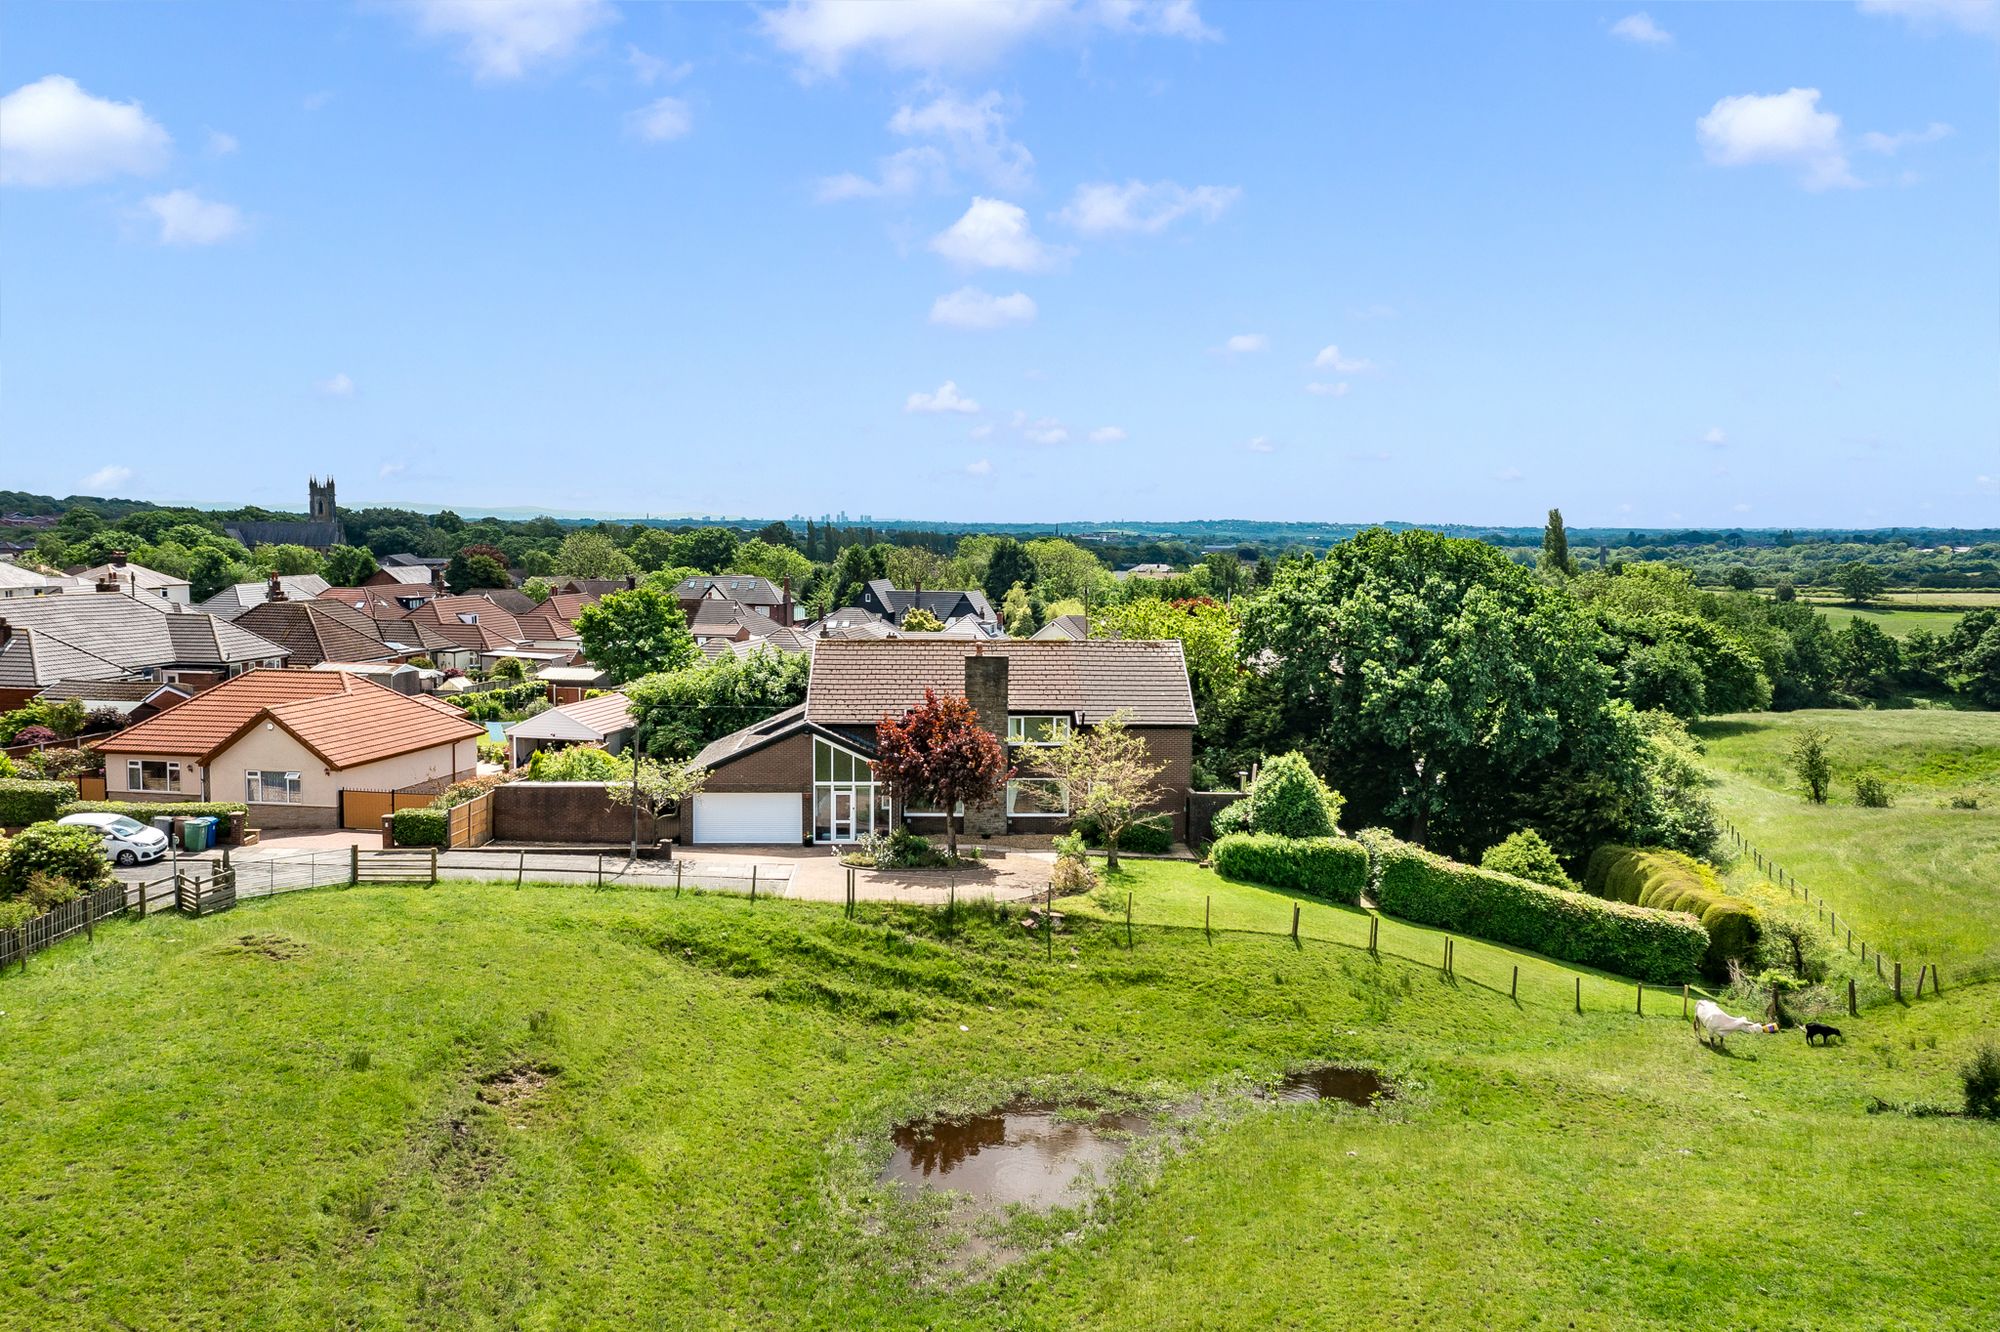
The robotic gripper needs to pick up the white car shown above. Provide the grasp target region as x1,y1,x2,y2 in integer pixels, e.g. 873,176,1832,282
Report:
58,812,171,867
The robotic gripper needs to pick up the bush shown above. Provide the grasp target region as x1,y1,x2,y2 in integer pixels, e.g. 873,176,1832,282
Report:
0,779,77,828
390,808,448,847
20,870,80,913
1075,811,1173,855
433,772,512,810
0,899,34,930
527,745,626,782
20,746,102,782
1376,839,1708,985
1964,1044,2000,1120
1480,829,1574,890
1853,774,1892,808
57,799,246,821
2,822,112,894
1244,752,1343,838
476,736,508,766
1208,799,1251,839
13,725,58,748
1210,832,1368,905
1582,845,1760,981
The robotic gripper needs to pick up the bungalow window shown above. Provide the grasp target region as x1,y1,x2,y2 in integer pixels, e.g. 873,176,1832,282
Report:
1006,778,1069,817
246,771,303,804
1006,715,1072,746
126,759,181,793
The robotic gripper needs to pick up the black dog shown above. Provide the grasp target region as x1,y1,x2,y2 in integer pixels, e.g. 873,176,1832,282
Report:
1805,1022,1843,1046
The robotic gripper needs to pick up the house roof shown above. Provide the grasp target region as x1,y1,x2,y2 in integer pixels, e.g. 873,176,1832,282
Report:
370,565,438,586
194,574,333,620
1030,613,1089,641
506,691,635,744
673,575,785,605
316,587,411,619
382,553,447,568
0,562,65,592
70,561,190,592
98,668,480,768
36,678,191,709
223,519,343,548
537,665,608,683
0,594,288,688
690,703,851,771
233,598,397,667
805,639,1196,728
399,595,527,651
862,580,996,623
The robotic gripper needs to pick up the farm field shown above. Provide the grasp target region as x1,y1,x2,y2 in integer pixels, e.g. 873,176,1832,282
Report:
3,872,1996,1331
1808,602,1966,638
1695,709,2000,969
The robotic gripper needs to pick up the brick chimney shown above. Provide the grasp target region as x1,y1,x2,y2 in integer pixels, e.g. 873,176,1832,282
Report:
267,573,287,602
961,646,1009,836
111,550,129,568
781,576,793,625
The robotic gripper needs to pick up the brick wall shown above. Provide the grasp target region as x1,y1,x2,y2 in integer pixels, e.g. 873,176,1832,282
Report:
699,731,811,840
962,655,1009,836
494,781,662,844
1130,726,1194,840
1185,789,1247,847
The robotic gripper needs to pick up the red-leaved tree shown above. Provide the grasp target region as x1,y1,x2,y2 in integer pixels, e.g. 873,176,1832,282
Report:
872,689,1011,862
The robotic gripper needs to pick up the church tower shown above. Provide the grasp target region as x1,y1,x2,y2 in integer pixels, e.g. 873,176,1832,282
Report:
309,476,336,522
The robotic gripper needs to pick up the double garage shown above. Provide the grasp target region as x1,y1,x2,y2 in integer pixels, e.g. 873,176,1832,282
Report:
687,792,802,845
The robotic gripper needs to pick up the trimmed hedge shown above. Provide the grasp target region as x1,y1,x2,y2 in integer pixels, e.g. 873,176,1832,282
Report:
57,799,246,821
1583,845,1760,982
390,808,448,847
0,779,76,828
1076,812,1174,855
1210,832,1368,905
1375,839,1708,985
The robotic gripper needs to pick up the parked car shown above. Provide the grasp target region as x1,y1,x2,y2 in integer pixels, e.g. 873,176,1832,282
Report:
57,812,170,867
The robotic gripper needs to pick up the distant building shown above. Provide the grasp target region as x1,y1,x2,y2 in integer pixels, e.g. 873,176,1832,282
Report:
224,476,346,550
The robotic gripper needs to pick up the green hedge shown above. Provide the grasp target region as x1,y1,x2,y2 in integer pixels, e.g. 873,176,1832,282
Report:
0,779,76,828
2,822,112,893
1374,840,1708,985
1210,832,1368,905
1583,845,1760,981
57,800,246,821
390,808,448,847
1076,812,1174,855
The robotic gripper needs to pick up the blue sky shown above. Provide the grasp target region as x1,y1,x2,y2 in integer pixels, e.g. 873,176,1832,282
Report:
2,1,1995,527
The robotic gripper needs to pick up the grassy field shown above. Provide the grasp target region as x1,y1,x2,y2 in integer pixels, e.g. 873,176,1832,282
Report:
1694,709,2000,966
3,872,1997,1330
1808,603,1966,638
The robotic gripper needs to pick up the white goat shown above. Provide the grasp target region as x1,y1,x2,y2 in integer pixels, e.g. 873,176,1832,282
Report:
1693,998,1777,1049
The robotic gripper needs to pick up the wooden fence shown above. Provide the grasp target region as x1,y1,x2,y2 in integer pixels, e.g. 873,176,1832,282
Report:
174,867,237,918
350,846,439,885
446,790,494,848
338,787,434,831
1,881,133,972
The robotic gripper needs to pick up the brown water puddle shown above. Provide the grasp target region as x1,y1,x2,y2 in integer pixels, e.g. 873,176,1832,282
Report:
882,1101,1152,1213
1270,1065,1392,1107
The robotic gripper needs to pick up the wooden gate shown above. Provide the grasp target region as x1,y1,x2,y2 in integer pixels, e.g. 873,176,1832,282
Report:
340,788,432,831
446,791,493,848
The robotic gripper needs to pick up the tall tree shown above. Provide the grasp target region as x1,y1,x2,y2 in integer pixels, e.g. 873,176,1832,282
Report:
574,588,697,684
1834,561,1886,605
555,530,638,580
1790,725,1833,804
871,689,1011,862
982,537,1035,608
322,544,378,587
1540,508,1576,578
1032,711,1166,870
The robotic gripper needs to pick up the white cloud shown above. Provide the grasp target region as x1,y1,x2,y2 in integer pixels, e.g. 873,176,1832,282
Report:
1857,0,1999,38
815,146,948,201
1220,333,1267,354
891,91,1033,191
929,196,1066,271
318,372,355,397
758,0,1215,78
930,286,1037,329
1022,416,1069,444
408,0,618,80
1610,12,1672,45
1305,381,1350,397
0,75,171,188
379,460,407,479
1702,426,1727,446
81,465,132,490
1242,436,1273,454
1089,425,1126,443
1861,121,1953,154
205,129,239,157
1977,473,1996,491
1056,179,1239,234
627,96,691,142
1697,88,1857,190
626,45,690,85
1313,344,1375,373
1495,467,1525,483
969,423,994,439
143,189,244,245
906,380,981,413
302,90,334,112
965,458,993,476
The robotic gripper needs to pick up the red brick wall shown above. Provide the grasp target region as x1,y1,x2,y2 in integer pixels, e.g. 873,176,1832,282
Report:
699,732,812,839
493,782,663,844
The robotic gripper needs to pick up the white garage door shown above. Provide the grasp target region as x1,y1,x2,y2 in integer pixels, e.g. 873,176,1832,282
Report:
691,793,801,845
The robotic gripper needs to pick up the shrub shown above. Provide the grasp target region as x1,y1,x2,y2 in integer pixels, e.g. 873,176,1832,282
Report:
527,745,626,783
390,808,448,847
476,736,508,766
0,899,34,930
1964,1044,2000,1120
0,779,78,828
21,870,80,913
13,725,58,748
1376,839,1708,985
433,772,512,810
1853,774,1891,808
58,799,246,821
1244,752,1343,838
0,753,15,779
21,746,102,782
1075,811,1173,855
1210,832,1367,905
1480,830,1575,890
1208,799,1251,839
2,822,112,894
1582,845,1761,981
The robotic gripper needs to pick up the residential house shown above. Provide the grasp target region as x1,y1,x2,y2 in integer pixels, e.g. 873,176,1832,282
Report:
671,575,793,625
70,556,192,605
0,595,289,709
222,477,345,550
34,678,191,720
506,691,635,767
550,576,638,599
381,553,448,573
0,562,69,598
234,592,404,668
95,668,481,830
851,579,996,628
689,598,809,654
360,565,439,610
307,661,433,695
194,573,332,620
1120,563,1176,580
398,595,527,655
1030,613,1090,641
684,638,1195,846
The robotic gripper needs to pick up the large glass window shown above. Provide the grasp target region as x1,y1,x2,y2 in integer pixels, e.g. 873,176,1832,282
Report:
1007,778,1070,817
246,771,303,804
1007,715,1072,746
812,738,880,843
126,759,180,792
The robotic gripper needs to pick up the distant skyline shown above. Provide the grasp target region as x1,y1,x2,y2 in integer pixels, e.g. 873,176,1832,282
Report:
3,1,1996,527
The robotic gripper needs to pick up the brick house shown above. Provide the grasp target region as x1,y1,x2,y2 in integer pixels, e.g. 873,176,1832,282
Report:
684,638,1195,846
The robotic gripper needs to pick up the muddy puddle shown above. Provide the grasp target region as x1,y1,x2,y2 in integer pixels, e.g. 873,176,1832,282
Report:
882,1101,1153,1213
1269,1065,1392,1107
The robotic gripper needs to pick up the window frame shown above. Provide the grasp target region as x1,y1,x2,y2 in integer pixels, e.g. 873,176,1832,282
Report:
1006,714,1073,746
1006,777,1070,817
126,759,181,793
245,770,304,804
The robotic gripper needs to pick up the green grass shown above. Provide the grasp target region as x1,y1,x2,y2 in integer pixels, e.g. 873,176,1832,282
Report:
1809,603,1966,638
1694,709,2000,965
3,873,1997,1330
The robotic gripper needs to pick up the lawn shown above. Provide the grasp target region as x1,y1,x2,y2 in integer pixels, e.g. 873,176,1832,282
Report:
1694,709,2000,968
3,872,1997,1331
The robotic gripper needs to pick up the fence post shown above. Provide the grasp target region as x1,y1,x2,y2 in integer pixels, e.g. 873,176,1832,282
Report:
1893,961,1902,1002
845,866,854,918
1933,965,1942,995
1635,983,1642,1016
1291,903,1300,945
596,853,604,889
750,865,758,903
1204,895,1210,941
349,845,359,888
1368,915,1378,956
1511,966,1518,1000
1848,978,1858,1017
678,861,685,897
1876,954,1884,980
1127,893,1134,949
1574,977,1581,1015
517,850,525,888
429,847,438,885
1682,983,1688,1018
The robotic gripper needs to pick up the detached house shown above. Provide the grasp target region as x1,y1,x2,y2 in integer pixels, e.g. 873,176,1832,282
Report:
851,580,996,629
0,595,288,709
96,668,482,829
685,638,1195,846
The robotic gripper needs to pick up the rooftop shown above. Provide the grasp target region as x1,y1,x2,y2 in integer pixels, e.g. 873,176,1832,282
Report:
805,638,1195,728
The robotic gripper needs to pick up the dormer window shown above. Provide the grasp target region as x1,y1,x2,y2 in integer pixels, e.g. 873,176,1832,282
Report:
1006,715,1072,746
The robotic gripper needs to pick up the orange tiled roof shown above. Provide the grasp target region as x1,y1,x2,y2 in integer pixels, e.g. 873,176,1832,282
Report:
94,669,350,757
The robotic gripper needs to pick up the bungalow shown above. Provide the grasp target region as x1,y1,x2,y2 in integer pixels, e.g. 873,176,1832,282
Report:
234,591,404,668
195,574,332,620
0,596,289,709
506,691,635,767
684,638,1195,846
70,555,192,604
95,668,482,830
